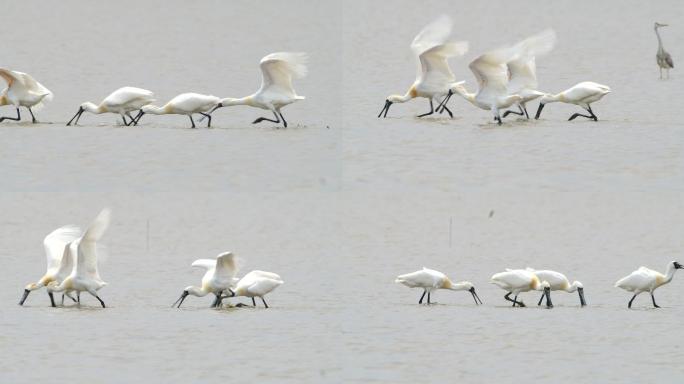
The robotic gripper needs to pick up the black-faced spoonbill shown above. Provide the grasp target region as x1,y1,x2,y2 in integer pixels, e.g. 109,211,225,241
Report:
395,267,482,305
46,208,111,308
220,270,283,308
615,261,683,308
173,252,239,308
534,82,610,121
66,87,155,126
490,269,552,308
501,29,557,120
137,93,220,128
19,225,82,306
526,268,586,306
377,16,468,119
0,68,53,123
207,52,307,128
654,22,674,79
436,45,523,125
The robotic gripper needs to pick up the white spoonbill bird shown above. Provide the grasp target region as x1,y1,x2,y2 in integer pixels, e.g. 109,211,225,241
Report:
654,22,674,79
66,86,155,126
137,93,220,129
502,29,557,119
0,68,53,123
173,251,239,308
395,267,482,305
490,269,552,307
534,82,610,121
526,268,586,306
437,45,522,125
220,270,283,308
46,208,111,308
207,52,308,128
19,225,82,306
615,261,683,308
378,16,468,119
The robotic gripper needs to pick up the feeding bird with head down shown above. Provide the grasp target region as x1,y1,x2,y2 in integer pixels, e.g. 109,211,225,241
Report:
173,252,239,308
526,268,586,306
534,81,610,121
378,15,468,119
395,267,482,305
220,270,283,308
490,269,553,308
66,86,155,126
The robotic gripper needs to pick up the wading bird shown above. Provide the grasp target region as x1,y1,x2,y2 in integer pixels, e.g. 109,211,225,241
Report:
19,226,82,306
654,22,674,79
437,45,522,125
173,252,239,308
47,209,111,308
206,52,307,128
0,68,53,123
502,29,557,119
490,269,552,308
615,261,683,308
534,82,610,121
526,268,586,306
66,87,155,126
395,267,482,305
220,270,283,308
137,93,220,128
377,16,468,119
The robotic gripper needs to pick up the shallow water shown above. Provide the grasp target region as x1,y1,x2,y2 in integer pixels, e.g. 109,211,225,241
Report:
1,0,684,383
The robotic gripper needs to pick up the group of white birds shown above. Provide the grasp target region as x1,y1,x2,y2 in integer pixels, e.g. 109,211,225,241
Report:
19,209,283,309
378,16,612,124
2,52,308,129
396,261,683,309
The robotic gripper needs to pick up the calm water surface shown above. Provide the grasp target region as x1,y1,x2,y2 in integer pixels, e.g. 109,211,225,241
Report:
1,0,683,382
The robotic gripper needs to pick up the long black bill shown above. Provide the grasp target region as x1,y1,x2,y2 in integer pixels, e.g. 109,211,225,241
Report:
135,111,146,125
377,100,392,118
66,107,84,126
534,103,545,120
544,287,553,308
173,291,189,308
470,287,483,305
49,292,56,307
19,289,30,305
436,90,452,112
578,287,586,306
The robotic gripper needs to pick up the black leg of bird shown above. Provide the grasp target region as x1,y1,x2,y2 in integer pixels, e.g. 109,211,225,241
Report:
252,111,280,125
537,293,545,306
261,297,269,308
188,115,196,129
418,290,426,304
199,113,212,128
628,294,637,308
651,293,660,308
252,297,256,306
0,108,21,123
49,292,56,307
278,111,287,128
441,103,453,118
28,108,37,123
417,99,434,118
95,295,106,308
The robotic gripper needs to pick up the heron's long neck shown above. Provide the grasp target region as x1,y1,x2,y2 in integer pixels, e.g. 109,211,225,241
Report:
655,28,664,51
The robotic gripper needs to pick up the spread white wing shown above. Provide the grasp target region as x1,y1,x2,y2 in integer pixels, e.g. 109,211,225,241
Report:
43,225,82,273
507,29,556,93
0,68,53,107
469,45,519,100
259,52,308,96
76,208,111,281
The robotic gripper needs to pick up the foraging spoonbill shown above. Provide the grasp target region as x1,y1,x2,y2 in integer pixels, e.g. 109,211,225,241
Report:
173,252,239,308
66,87,155,126
490,269,552,307
46,209,111,308
534,82,610,121
19,225,82,306
437,44,522,125
502,29,557,119
654,22,674,79
395,267,482,305
137,93,220,128
220,270,283,308
526,268,586,306
207,52,308,128
0,68,53,123
615,261,683,308
378,16,468,119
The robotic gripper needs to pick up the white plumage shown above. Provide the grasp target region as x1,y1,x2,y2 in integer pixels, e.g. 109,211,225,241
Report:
615,261,683,308
173,251,239,308
0,68,53,123
138,92,220,128
534,81,610,121
490,269,552,307
526,268,586,306
226,270,284,308
378,16,468,119
66,86,155,126
395,267,481,305
209,52,308,128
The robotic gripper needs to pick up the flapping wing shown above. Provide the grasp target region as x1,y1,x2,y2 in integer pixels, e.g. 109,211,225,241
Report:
191,259,216,270
410,16,452,56
43,225,82,272
76,208,111,280
469,45,519,98
507,29,556,92
259,52,308,94
55,241,78,281
214,251,238,280
418,41,468,92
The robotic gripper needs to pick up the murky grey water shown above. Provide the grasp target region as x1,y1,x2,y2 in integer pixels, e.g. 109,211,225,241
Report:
1,0,683,382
